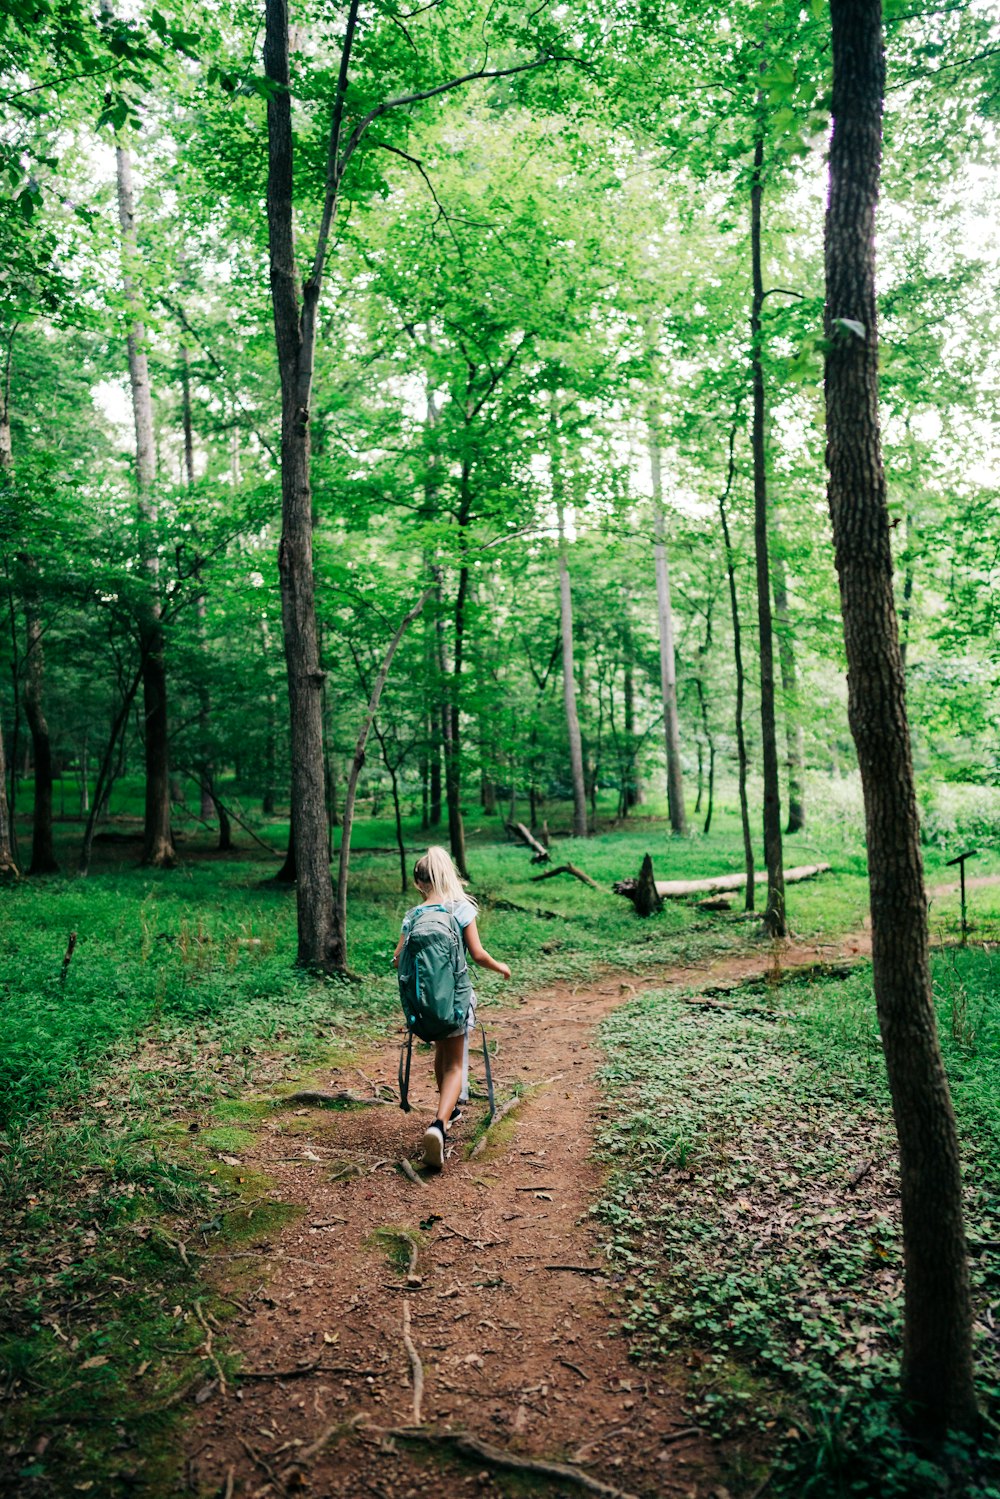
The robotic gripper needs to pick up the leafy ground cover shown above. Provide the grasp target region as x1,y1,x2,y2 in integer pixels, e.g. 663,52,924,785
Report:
1,782,998,1492
596,945,1000,1498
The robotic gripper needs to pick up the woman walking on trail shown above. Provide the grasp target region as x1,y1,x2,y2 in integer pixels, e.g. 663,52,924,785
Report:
393,846,511,1169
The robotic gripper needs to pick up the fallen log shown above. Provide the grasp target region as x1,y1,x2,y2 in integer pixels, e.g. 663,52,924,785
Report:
506,821,550,863
529,863,601,890
615,862,830,902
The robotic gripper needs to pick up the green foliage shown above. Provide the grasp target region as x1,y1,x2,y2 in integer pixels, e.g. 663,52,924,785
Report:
595,949,1000,1497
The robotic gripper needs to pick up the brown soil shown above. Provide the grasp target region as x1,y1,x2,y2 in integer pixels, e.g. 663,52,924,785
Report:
183,917,882,1499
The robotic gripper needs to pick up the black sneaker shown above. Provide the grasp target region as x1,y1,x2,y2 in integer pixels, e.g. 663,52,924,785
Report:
422,1120,445,1169
448,1105,464,1127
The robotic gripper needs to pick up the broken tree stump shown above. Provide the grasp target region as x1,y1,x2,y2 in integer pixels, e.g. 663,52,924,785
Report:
633,854,662,916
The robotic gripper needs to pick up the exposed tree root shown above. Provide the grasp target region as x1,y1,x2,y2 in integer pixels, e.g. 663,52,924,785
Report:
369,1425,642,1499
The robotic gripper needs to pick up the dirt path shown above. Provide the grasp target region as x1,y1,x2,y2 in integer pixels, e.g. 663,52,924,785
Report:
183,879,991,1498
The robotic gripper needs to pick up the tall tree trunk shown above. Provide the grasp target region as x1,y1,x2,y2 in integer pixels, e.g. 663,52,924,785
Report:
719,434,755,912
771,528,805,833
556,497,587,838
749,128,786,935
114,140,175,869
649,433,688,835
825,0,975,1432
263,0,360,968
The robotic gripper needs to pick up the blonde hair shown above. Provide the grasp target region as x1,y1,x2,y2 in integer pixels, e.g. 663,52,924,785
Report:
413,846,477,910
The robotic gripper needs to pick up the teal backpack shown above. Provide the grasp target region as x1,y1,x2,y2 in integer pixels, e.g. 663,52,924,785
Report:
396,903,494,1118
397,903,472,1042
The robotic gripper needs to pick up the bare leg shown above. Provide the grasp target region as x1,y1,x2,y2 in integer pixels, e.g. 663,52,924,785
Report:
459,1028,470,1105
434,1034,465,1127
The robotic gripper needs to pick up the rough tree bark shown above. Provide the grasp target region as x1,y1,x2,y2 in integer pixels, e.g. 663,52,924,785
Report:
718,427,755,912
825,0,976,1432
263,0,361,965
749,128,785,934
114,141,175,869
649,429,687,835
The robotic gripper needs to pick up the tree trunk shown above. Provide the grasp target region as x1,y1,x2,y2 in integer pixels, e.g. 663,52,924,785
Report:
556,501,587,838
264,0,350,968
749,129,785,935
649,435,688,835
114,140,175,869
719,444,755,912
771,527,805,833
825,0,976,1432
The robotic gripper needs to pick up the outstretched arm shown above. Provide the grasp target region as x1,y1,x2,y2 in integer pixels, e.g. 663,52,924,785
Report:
462,920,511,979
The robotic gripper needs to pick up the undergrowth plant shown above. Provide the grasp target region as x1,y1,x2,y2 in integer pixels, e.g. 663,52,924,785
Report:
595,950,1000,1499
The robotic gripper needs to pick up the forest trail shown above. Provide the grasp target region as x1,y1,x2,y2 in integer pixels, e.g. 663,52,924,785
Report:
184,881,987,1499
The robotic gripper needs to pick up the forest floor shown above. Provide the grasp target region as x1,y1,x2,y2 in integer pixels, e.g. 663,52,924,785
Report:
182,922,884,1499
3,815,998,1499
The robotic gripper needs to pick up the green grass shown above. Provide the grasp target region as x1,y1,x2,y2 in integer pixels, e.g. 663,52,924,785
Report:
2,774,998,1494
594,946,1000,1499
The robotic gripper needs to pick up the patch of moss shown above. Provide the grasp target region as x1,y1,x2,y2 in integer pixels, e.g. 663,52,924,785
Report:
218,1197,302,1246
211,1097,273,1123
197,1126,257,1154
366,1225,420,1274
